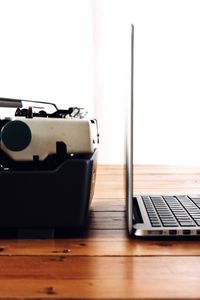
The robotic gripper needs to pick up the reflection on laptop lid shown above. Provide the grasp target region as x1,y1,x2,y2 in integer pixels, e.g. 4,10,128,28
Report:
126,25,200,237
126,25,134,234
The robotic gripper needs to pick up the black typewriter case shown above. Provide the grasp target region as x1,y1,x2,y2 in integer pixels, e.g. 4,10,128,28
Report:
0,148,97,238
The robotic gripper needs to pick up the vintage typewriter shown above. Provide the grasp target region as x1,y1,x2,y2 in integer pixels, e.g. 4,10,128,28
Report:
0,97,99,238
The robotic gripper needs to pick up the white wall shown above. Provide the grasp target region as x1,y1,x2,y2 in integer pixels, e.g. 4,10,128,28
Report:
92,0,128,164
1,0,200,166
130,0,200,166
0,0,94,111
93,0,200,166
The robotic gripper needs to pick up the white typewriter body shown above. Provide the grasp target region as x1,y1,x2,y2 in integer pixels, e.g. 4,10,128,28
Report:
0,98,99,161
1,117,98,161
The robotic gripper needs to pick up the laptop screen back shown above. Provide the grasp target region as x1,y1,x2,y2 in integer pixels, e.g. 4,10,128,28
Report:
125,24,134,234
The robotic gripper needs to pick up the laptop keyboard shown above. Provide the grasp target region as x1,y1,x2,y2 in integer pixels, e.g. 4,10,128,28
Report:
142,196,200,227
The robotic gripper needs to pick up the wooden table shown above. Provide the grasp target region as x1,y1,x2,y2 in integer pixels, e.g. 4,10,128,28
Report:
1,165,200,299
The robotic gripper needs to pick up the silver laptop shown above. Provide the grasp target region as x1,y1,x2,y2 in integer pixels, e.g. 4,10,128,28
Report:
126,25,200,237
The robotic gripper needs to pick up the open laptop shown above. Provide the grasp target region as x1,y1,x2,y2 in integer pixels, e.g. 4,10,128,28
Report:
126,25,200,237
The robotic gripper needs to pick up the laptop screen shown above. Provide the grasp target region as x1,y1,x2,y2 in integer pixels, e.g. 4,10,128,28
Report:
125,24,134,234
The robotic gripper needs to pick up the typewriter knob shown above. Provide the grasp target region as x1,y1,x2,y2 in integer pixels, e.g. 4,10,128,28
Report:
1,120,32,151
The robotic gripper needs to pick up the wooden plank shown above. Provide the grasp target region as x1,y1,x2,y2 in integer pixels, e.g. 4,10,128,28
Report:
96,164,200,174
0,238,200,256
0,256,198,298
89,211,126,230
91,198,125,211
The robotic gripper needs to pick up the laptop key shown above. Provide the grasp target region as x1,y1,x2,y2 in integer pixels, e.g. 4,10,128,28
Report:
163,224,178,227
194,219,200,226
151,223,161,226
179,221,196,226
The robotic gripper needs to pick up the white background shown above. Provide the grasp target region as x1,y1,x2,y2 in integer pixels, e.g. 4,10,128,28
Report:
1,0,200,166
0,0,94,110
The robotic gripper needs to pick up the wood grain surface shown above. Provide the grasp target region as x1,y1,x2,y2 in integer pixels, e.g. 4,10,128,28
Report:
1,164,200,299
